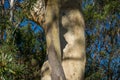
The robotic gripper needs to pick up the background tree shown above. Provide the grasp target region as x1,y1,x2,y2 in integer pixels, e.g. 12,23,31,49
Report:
0,0,46,79
84,0,120,80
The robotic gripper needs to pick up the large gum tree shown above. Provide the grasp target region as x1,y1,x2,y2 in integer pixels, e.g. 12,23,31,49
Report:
30,0,86,80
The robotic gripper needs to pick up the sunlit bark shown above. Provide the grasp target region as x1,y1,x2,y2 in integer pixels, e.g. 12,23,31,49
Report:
30,0,86,80
9,0,14,21
60,0,86,80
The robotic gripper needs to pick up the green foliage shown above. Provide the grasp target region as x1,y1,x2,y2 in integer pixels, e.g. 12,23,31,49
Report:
0,43,27,79
84,0,120,80
83,0,120,28
0,1,46,79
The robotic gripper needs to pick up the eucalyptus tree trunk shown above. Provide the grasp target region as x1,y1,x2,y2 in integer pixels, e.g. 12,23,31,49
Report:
60,0,86,80
41,0,66,80
9,0,14,22
31,0,66,80
30,0,86,80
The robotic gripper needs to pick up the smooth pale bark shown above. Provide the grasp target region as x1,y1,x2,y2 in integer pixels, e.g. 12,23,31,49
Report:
60,0,86,80
30,0,86,80
9,0,14,21
38,0,66,80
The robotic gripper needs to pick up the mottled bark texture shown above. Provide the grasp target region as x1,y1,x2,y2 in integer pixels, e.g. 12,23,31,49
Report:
41,0,66,80
60,1,86,80
30,0,86,80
